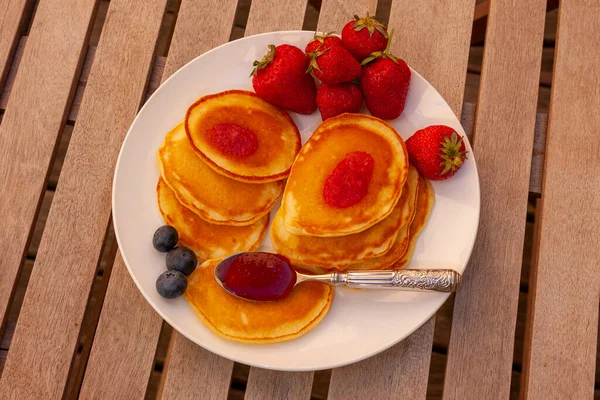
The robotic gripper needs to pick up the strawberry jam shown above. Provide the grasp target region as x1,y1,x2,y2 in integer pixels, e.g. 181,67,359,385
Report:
216,253,296,301
323,151,374,208
208,123,259,159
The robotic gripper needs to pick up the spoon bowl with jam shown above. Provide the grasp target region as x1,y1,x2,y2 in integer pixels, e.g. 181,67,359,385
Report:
214,252,461,302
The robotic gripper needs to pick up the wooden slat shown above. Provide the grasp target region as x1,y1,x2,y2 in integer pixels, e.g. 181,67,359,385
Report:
522,2,600,398
245,369,313,400
93,0,239,398
316,0,377,33
241,1,315,398
327,1,474,398
328,317,435,399
388,0,475,115
0,0,32,91
0,0,97,342
244,0,307,36
79,254,164,398
442,0,546,398
0,0,167,397
161,335,233,399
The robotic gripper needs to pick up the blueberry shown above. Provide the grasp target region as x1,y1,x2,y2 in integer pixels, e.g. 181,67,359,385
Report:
166,246,198,276
156,270,187,299
153,225,178,252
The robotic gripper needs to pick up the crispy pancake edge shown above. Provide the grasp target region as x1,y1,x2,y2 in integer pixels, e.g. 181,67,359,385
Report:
157,123,284,226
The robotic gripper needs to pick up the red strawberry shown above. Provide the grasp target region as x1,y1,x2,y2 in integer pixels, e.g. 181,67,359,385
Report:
360,31,411,120
341,13,388,61
251,44,316,115
316,83,363,120
307,45,361,84
406,125,468,181
305,32,342,53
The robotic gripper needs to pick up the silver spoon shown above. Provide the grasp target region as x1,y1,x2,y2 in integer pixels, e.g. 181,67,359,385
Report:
214,252,461,302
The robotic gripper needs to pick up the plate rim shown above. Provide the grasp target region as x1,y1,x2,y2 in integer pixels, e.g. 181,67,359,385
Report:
112,30,481,371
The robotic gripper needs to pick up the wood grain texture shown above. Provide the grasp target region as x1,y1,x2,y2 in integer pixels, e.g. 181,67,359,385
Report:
0,0,167,397
79,254,163,399
388,0,474,115
0,0,32,91
442,0,546,398
244,0,308,36
245,369,313,400
316,0,377,33
162,0,238,79
329,317,435,400
522,2,600,398
326,1,474,398
161,335,233,400
0,0,97,345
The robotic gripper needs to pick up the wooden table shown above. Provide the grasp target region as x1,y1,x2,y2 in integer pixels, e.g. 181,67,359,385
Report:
0,0,598,398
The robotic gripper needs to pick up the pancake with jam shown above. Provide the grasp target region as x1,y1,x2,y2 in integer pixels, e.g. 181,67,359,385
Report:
185,258,333,344
281,113,409,237
157,178,268,261
296,174,433,274
185,90,301,183
158,123,284,226
271,166,419,270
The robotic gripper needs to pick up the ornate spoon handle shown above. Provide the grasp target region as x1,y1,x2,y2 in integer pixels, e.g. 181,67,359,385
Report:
302,269,461,293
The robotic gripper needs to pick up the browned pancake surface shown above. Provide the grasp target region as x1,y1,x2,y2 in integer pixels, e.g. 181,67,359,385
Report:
185,90,301,182
185,259,333,344
281,114,408,237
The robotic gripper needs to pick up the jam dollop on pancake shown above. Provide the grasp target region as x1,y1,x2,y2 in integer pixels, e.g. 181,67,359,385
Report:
185,259,333,344
271,166,420,270
282,113,409,237
157,178,268,261
157,123,284,225
185,90,301,183
323,151,375,208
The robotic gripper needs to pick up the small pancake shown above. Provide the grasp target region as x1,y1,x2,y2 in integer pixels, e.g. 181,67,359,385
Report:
158,123,284,226
295,174,433,274
281,113,409,237
185,258,333,344
157,178,268,261
185,90,301,183
271,166,419,270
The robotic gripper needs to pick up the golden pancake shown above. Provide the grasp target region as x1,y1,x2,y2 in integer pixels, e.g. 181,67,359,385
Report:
281,113,409,237
185,90,301,183
158,123,284,226
271,166,419,270
294,174,433,274
392,178,434,270
185,258,333,344
157,178,268,261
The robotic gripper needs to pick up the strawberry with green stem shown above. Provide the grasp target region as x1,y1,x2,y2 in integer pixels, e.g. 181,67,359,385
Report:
360,30,411,120
251,44,317,115
341,12,388,61
406,125,468,181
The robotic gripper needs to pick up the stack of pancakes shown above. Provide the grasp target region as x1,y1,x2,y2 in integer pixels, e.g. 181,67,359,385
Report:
272,113,434,273
156,90,301,262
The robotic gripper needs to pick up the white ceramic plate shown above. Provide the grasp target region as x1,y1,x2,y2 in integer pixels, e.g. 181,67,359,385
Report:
113,31,480,371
